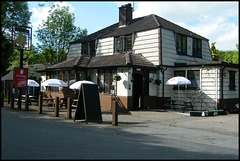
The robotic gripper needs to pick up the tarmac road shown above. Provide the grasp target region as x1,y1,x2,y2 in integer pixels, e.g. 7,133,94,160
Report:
1,105,239,160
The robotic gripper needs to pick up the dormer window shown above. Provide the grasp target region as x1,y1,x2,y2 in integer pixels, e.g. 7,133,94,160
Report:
81,42,88,56
193,38,202,58
176,34,187,55
81,40,95,56
114,35,132,53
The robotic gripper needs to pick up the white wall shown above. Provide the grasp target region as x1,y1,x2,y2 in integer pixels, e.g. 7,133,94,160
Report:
88,69,98,84
161,28,212,66
200,67,220,110
95,37,114,56
116,68,129,96
133,28,160,65
67,43,81,60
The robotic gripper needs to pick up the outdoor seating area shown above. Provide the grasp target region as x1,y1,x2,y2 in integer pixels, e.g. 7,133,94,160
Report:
163,99,194,113
15,95,38,105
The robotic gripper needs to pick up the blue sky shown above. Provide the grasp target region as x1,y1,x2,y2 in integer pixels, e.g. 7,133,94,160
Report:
28,1,238,51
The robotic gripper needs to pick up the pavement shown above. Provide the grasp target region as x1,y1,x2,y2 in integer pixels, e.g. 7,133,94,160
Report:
1,102,239,159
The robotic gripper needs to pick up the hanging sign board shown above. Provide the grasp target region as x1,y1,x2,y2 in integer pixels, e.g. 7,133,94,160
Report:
12,67,28,88
74,84,102,123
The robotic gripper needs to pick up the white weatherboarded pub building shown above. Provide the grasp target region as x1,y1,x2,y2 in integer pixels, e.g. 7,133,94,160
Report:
40,4,239,112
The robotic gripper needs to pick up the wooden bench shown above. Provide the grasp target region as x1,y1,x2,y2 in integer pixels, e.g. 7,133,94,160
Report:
183,101,194,113
163,99,176,110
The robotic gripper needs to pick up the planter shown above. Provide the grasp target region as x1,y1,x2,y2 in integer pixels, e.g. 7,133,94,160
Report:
218,110,226,115
190,110,224,117
206,110,218,116
190,111,204,116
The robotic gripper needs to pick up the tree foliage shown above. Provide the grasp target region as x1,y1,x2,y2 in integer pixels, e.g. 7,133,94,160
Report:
210,43,239,64
36,4,87,64
7,45,41,71
1,1,32,77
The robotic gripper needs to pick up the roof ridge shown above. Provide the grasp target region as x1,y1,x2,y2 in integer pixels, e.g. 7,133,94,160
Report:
151,14,161,27
74,56,82,66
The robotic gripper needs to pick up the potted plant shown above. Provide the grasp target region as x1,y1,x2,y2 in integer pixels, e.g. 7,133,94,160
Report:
114,74,122,81
154,79,162,86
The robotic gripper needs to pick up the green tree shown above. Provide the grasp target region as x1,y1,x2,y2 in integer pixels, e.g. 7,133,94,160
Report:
1,1,32,77
36,4,87,64
6,45,39,71
210,42,239,64
210,42,218,61
232,44,239,64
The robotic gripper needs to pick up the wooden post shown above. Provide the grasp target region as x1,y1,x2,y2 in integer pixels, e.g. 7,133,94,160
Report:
7,90,10,104
67,97,72,119
1,92,4,107
11,93,14,109
55,97,59,117
25,94,29,111
38,95,42,114
112,101,118,126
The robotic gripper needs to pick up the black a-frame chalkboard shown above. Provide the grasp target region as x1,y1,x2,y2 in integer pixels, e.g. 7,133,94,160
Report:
74,84,102,123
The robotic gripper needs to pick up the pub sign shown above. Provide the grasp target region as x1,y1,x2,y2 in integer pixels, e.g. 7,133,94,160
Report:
12,67,28,88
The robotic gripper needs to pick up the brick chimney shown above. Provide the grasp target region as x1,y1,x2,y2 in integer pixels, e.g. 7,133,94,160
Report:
119,3,133,27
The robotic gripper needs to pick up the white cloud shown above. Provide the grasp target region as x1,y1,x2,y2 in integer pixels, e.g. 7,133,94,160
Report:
132,1,238,50
31,6,51,29
30,1,74,30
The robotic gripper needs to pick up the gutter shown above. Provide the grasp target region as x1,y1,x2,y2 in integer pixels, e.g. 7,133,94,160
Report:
159,66,167,109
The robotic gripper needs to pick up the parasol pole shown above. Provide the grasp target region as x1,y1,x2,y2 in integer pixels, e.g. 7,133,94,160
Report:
178,84,180,111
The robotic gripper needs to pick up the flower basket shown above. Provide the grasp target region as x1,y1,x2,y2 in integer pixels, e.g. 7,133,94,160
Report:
205,110,218,116
114,74,122,81
154,79,162,86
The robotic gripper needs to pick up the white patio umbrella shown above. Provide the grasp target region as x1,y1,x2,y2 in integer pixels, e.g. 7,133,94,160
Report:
27,79,40,96
41,79,67,98
166,76,191,110
166,76,191,86
28,79,39,87
70,80,95,90
42,79,68,87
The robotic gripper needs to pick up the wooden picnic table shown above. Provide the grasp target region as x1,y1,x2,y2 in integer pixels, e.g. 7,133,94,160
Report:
43,97,67,108
22,95,38,105
164,99,193,113
163,99,177,110
43,98,55,107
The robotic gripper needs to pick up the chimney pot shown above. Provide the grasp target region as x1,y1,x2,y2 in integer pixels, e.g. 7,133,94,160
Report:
119,3,133,27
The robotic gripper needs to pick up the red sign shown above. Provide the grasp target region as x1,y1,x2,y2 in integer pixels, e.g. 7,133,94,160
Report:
13,68,28,88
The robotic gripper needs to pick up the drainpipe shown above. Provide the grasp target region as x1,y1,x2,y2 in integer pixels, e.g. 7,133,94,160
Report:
160,66,167,108
220,66,226,109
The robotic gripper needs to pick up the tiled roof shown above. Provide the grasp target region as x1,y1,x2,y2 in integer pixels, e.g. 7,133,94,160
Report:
43,56,91,70
1,64,48,81
70,14,208,44
41,52,157,71
88,52,156,69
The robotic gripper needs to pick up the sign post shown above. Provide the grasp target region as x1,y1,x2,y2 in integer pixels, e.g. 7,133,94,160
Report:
13,67,28,109
12,26,32,109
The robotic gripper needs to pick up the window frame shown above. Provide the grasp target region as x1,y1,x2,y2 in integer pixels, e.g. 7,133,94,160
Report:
98,69,117,94
176,34,187,55
114,34,132,54
192,38,202,58
81,42,88,56
187,70,200,90
229,70,236,91
173,70,186,90
81,41,96,56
